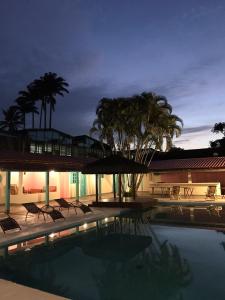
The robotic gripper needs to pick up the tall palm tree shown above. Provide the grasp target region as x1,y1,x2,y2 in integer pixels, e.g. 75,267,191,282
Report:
31,73,69,129
0,105,23,132
16,89,39,129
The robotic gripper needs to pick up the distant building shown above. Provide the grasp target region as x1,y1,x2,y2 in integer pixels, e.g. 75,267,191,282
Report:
0,128,111,159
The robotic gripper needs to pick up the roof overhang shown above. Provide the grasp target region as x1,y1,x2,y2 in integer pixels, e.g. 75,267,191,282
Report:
0,152,95,172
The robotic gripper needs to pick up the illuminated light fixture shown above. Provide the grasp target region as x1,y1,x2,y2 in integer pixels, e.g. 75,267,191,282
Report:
83,223,87,229
49,233,55,238
104,218,108,222
25,247,31,252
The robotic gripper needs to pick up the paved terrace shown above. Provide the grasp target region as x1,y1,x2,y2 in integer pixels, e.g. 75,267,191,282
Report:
0,193,132,248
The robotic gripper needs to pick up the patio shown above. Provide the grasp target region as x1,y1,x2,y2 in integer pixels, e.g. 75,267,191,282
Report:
0,194,131,248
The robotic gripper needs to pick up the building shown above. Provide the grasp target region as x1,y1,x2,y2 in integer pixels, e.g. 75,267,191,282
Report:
141,147,225,198
0,128,113,212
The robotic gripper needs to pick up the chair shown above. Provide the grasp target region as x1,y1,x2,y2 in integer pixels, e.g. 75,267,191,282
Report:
0,217,21,234
73,200,93,214
48,209,65,222
205,186,216,200
170,186,181,200
23,202,46,221
54,198,77,214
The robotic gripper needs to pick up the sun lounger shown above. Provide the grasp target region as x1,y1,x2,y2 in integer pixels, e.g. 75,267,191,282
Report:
54,198,77,214
73,200,93,214
0,217,21,234
23,202,65,222
23,202,46,221
48,209,65,222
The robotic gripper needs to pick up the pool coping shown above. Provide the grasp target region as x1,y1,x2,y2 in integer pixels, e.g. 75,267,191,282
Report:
0,207,131,248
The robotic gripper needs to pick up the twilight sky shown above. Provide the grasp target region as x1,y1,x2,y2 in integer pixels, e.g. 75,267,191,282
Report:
1,0,225,149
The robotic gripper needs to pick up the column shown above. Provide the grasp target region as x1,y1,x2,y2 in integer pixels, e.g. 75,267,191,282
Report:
18,171,23,196
45,171,49,205
5,171,10,214
95,174,99,203
113,174,116,199
99,175,102,200
76,172,80,201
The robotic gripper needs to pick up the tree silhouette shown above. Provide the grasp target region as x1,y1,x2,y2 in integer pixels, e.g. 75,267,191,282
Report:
0,105,23,132
16,89,39,129
31,72,69,129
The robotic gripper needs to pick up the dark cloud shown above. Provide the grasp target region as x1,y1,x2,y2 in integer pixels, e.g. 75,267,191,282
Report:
153,54,225,104
174,139,190,144
182,125,212,135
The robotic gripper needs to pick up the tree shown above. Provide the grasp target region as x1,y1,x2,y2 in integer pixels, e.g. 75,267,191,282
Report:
0,105,23,132
90,92,183,194
210,122,225,148
16,88,39,129
31,72,69,129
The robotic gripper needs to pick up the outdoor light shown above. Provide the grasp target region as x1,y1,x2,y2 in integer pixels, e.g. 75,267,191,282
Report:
50,170,55,174
49,233,55,238
83,223,87,229
104,218,108,222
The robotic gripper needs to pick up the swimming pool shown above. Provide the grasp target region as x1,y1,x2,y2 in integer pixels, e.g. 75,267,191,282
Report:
1,214,225,300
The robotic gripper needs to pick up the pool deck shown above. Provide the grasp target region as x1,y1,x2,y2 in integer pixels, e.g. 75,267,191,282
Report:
0,279,68,300
0,206,130,248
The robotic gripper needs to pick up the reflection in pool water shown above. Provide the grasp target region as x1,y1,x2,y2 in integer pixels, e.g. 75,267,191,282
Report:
0,212,225,299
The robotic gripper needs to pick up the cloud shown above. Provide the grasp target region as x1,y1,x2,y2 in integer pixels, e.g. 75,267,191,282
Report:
182,125,212,135
152,54,225,105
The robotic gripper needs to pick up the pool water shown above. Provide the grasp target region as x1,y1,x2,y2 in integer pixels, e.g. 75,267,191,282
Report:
1,215,225,300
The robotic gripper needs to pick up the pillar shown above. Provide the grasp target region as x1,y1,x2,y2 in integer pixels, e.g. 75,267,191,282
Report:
18,171,23,196
76,172,80,200
95,174,99,203
188,170,192,183
113,174,116,199
45,171,49,205
99,175,102,200
118,174,122,202
5,171,10,214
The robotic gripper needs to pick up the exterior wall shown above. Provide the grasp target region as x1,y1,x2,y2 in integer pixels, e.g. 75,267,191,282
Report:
10,171,61,204
141,171,222,196
0,172,6,205
160,172,188,183
101,175,113,194
86,174,96,195
192,171,225,188
7,171,113,205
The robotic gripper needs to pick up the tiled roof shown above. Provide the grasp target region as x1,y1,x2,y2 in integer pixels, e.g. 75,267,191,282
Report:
0,152,95,171
149,156,225,171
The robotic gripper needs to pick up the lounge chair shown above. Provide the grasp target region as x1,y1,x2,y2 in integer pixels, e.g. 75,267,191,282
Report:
73,200,93,214
0,217,21,234
54,198,77,214
206,186,216,200
48,209,65,222
23,202,46,221
170,186,181,200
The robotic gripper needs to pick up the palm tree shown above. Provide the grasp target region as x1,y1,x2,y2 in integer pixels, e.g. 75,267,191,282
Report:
16,89,39,129
0,105,23,132
31,73,69,129
90,92,183,194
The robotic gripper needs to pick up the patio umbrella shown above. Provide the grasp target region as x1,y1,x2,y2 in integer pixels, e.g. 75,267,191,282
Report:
82,155,149,202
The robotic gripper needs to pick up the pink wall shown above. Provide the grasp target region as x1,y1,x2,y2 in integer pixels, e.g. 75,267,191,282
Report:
23,172,45,189
59,173,70,198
